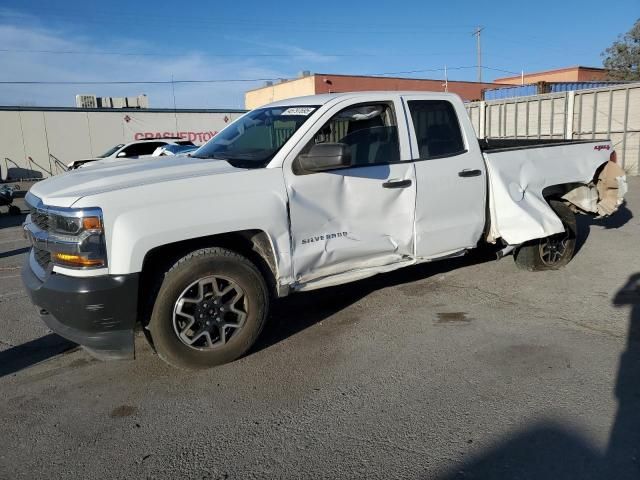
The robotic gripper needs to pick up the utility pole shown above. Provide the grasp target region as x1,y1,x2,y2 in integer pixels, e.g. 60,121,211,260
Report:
443,65,448,92
472,26,484,83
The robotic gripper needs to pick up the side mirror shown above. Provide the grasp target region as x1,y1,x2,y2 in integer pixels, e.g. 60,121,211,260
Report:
298,143,351,172
116,151,127,158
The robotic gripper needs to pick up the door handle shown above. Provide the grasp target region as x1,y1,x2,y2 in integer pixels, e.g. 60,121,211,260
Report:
382,179,412,189
458,169,482,178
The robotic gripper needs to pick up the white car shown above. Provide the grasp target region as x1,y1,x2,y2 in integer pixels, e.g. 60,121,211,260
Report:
23,91,627,369
67,138,195,169
151,143,199,157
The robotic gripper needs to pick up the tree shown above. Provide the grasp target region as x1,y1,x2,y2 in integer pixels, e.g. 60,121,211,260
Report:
602,19,640,80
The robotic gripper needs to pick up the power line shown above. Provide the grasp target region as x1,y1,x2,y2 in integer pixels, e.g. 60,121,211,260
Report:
0,65,517,85
0,78,275,85
0,9,477,32
0,48,472,58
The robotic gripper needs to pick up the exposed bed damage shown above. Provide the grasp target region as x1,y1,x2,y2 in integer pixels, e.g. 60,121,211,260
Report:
562,161,628,217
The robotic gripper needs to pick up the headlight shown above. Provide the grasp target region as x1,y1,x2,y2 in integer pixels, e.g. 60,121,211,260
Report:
48,211,107,268
24,193,109,272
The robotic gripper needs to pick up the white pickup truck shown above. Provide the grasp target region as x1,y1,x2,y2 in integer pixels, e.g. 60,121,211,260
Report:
22,92,627,369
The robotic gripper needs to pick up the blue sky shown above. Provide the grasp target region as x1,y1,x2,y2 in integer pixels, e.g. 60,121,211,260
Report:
0,0,637,108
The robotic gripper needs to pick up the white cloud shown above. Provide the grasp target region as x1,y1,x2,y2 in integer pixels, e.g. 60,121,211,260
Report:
0,15,314,108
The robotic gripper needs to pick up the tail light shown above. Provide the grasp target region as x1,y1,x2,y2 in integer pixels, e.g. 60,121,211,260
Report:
610,150,618,163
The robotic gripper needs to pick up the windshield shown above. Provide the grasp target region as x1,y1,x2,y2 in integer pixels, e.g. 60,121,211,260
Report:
99,144,125,158
192,106,318,168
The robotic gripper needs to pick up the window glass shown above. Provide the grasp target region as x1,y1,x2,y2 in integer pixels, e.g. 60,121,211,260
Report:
99,144,125,158
303,103,400,167
192,106,318,168
408,100,465,159
122,142,166,157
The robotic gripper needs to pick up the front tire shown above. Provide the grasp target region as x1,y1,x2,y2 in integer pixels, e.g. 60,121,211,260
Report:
514,200,577,271
149,247,269,370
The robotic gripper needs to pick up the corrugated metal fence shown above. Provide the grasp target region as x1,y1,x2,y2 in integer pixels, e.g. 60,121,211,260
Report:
466,83,640,175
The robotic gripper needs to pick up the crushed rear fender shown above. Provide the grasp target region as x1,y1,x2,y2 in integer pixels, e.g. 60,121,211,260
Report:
562,161,628,217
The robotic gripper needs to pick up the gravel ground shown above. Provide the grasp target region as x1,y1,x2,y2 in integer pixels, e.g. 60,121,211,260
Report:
0,179,638,479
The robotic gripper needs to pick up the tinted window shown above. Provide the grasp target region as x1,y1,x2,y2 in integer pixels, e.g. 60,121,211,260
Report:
408,100,465,159
303,103,400,167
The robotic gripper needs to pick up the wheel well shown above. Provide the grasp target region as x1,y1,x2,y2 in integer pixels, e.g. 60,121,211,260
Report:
137,230,278,327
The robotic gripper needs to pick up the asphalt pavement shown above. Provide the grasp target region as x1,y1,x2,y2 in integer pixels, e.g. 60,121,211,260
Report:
0,180,639,479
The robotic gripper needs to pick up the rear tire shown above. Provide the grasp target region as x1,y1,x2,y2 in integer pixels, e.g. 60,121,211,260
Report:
514,200,577,271
149,247,269,370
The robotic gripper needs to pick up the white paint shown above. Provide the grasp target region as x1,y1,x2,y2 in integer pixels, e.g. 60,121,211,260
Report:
483,141,613,245
402,94,487,260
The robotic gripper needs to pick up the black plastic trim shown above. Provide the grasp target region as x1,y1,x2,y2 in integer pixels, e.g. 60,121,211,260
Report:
22,258,139,359
479,138,608,154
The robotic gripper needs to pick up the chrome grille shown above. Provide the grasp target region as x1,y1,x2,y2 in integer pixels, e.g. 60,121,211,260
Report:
34,247,51,270
30,207,50,231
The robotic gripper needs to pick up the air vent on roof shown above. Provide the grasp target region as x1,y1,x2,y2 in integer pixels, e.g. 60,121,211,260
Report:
75,94,97,108
299,70,312,78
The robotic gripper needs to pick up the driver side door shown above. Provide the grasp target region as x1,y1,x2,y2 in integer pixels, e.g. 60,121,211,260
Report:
283,97,417,287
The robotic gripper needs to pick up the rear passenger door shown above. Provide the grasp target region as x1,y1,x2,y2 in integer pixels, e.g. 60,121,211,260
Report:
402,96,486,260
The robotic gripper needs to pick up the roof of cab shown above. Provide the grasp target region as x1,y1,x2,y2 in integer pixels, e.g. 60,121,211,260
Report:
262,91,462,108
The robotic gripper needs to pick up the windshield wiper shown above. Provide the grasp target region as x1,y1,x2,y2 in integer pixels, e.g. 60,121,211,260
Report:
191,154,229,160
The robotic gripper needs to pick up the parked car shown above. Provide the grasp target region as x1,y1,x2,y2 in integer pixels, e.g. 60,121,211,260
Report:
22,92,627,369
0,184,20,215
151,144,199,157
67,138,195,169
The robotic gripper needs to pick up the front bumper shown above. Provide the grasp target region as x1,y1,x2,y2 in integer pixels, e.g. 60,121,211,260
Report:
22,256,139,360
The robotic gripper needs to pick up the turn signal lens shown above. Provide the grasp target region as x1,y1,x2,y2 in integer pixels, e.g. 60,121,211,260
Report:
53,253,104,267
610,150,617,163
82,216,102,230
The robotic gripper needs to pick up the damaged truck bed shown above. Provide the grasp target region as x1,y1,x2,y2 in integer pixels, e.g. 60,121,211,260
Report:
482,138,627,245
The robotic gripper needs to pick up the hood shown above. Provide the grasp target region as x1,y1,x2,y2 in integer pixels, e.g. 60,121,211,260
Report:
30,155,243,207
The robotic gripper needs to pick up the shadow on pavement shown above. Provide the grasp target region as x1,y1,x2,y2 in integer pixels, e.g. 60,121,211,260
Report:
252,246,498,354
0,333,77,378
0,212,27,229
0,247,30,259
436,272,640,480
575,202,633,255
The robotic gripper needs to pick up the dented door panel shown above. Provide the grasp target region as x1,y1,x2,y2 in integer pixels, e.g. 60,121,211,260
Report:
287,162,417,285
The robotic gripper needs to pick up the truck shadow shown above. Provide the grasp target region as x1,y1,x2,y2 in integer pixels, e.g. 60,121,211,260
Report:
0,333,76,378
433,273,640,480
0,211,27,229
252,247,498,354
574,202,633,255
0,247,30,259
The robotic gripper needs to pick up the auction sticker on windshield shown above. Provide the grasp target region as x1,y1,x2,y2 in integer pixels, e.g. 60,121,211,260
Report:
281,107,315,116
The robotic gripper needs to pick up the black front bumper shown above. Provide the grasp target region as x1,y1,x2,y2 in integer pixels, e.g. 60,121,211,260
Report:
22,257,139,360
